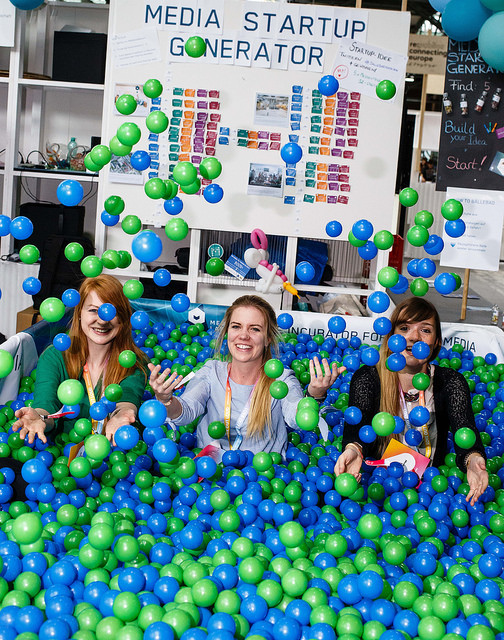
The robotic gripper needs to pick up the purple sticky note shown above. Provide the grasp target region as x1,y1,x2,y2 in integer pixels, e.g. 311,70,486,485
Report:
496,127,504,139
197,101,208,110
258,141,268,150
328,183,339,191
258,131,269,139
336,109,347,117
331,148,342,157
197,89,208,97
327,196,338,204
334,127,345,136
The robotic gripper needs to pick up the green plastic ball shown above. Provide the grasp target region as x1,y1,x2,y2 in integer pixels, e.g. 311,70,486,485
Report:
295,408,319,431
57,379,85,405
123,280,144,300
205,258,225,277
180,178,201,195
105,384,123,402
377,266,399,288
185,36,207,58
40,297,65,323
399,187,419,207
64,242,84,262
144,178,167,200
371,411,395,436
441,198,464,221
199,157,222,180
335,473,359,497
454,427,477,449
109,136,132,157
264,359,284,379
173,161,197,186
415,209,434,228
270,381,289,399
143,78,163,99
101,250,121,270
118,349,137,368
407,224,429,247
165,218,189,241
81,256,104,278
376,79,397,100
104,195,125,215
115,94,137,115
146,110,169,134
116,122,141,146
90,145,112,166
207,421,226,439
0,350,14,378
373,230,394,250
12,513,42,545
19,244,40,265
121,215,142,235
410,277,429,297
85,434,111,461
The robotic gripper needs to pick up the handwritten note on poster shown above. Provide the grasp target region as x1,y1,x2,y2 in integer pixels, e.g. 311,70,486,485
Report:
331,38,407,101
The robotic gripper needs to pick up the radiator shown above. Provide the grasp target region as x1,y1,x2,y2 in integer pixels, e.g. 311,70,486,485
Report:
0,261,40,339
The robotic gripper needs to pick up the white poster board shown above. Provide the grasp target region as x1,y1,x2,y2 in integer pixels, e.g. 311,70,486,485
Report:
0,0,15,48
441,187,504,272
97,0,410,253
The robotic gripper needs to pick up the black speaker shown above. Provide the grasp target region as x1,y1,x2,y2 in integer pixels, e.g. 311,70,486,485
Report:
52,32,107,84
15,202,85,253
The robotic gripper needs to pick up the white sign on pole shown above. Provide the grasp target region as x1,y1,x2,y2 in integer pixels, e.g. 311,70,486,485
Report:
440,187,504,272
331,38,408,101
0,0,15,48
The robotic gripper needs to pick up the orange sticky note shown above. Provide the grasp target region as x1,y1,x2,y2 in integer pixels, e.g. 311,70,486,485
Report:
324,106,335,115
184,89,195,97
248,131,258,140
247,140,258,149
323,117,334,125
325,98,336,107
184,100,195,108
316,182,328,190
316,194,327,202
320,147,330,156
180,136,191,144
183,119,193,129
184,111,195,119
321,137,331,147
317,172,328,181
317,163,328,171
322,126,333,136
179,152,190,160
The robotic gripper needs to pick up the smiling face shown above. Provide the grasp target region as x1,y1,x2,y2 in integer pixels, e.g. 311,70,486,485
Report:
80,290,120,349
395,316,439,372
227,305,269,367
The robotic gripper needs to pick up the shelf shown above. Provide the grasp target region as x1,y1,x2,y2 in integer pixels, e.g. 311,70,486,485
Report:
13,168,99,181
19,78,104,91
45,1,109,9
197,274,258,288
0,78,8,85
104,269,190,282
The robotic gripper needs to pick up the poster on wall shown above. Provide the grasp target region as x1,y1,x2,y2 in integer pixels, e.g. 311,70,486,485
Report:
0,0,15,48
436,38,504,192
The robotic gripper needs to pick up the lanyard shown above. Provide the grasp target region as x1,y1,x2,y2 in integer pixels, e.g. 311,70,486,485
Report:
398,385,432,458
224,365,259,450
82,361,106,435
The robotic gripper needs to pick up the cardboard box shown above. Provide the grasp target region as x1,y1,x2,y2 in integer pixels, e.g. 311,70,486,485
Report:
16,306,42,333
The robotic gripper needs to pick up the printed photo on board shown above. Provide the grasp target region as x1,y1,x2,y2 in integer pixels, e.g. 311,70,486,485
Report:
247,163,284,198
254,93,289,127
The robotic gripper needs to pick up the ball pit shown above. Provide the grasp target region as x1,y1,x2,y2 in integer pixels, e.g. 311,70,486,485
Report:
1,309,504,640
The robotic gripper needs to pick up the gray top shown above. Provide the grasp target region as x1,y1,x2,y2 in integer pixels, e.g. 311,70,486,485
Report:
170,359,304,455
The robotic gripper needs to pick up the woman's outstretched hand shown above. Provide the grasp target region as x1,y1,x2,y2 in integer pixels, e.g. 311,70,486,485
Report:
334,447,362,482
307,356,346,399
12,407,47,444
466,454,488,506
148,363,184,405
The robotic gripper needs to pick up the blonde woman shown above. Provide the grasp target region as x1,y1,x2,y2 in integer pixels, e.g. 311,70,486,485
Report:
148,295,342,455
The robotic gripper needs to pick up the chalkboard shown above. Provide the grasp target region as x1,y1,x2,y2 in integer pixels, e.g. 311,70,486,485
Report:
437,39,504,192
95,0,410,262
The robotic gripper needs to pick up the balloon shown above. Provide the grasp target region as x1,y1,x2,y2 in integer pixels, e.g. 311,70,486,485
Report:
56,180,84,207
164,196,183,215
104,195,125,215
441,199,463,220
132,230,163,263
428,0,451,11
39,297,65,322
165,218,189,241
101,211,120,227
22,276,41,295
280,143,303,165
295,261,316,282
367,291,390,313
0,350,14,377
199,157,222,180
318,75,339,96
203,184,224,203
10,0,44,8
146,110,169,134
98,303,116,322
352,219,374,241
115,94,137,115
399,188,419,207
376,80,396,100
326,220,343,237
171,293,190,312
122,215,142,235
185,36,207,58
143,79,163,99
442,0,492,41
90,145,111,167
81,256,103,278
374,230,394,250
130,150,151,171
445,219,466,238
64,242,84,262
123,280,144,300
116,122,141,146
206,258,225,276
10,216,33,240
173,161,197,186
57,380,85,406
153,268,172,286
19,244,39,264
145,177,168,200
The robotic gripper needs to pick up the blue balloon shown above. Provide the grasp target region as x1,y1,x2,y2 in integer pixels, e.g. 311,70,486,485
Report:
0,215,10,237
101,211,120,227
98,303,116,321
479,12,504,72
424,234,444,255
318,74,339,96
326,220,343,238
56,179,84,207
130,150,151,171
10,0,44,8
389,274,409,295
434,272,456,295
280,142,303,165
10,216,33,240
139,399,168,429
352,219,374,241
171,293,190,312
358,241,378,260
277,313,294,330
132,230,163,263
445,219,466,238
153,268,172,287
22,276,41,295
388,334,407,353
428,0,451,11
442,0,492,41
328,316,346,334
203,183,224,204
114,424,140,450
53,333,71,352
163,196,184,215
61,289,80,307
373,316,392,336
295,261,316,283
367,291,390,314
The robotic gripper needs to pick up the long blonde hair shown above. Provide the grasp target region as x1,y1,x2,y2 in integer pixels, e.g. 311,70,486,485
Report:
214,295,280,439
64,275,147,389
375,297,441,454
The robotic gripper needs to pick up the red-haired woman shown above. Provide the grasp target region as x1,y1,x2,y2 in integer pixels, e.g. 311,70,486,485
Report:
13,275,147,445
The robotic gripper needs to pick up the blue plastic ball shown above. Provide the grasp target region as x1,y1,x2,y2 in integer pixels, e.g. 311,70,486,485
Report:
411,341,431,360
434,272,456,295
277,313,294,330
280,143,303,165
352,219,374,242
405,428,423,447
164,196,184,215
53,333,71,352
388,334,407,353
367,292,390,314
153,268,172,287
101,211,120,227
318,75,339,96
358,241,378,260
328,316,346,334
114,424,140,450
132,230,163,263
326,220,342,238
295,261,316,283
389,275,409,295
424,234,444,255
56,179,84,207
409,405,430,427
10,216,33,240
130,150,151,171
171,293,190,312
22,276,41,295
373,316,392,336
98,303,116,321
61,288,80,307
139,399,168,429
203,184,224,204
